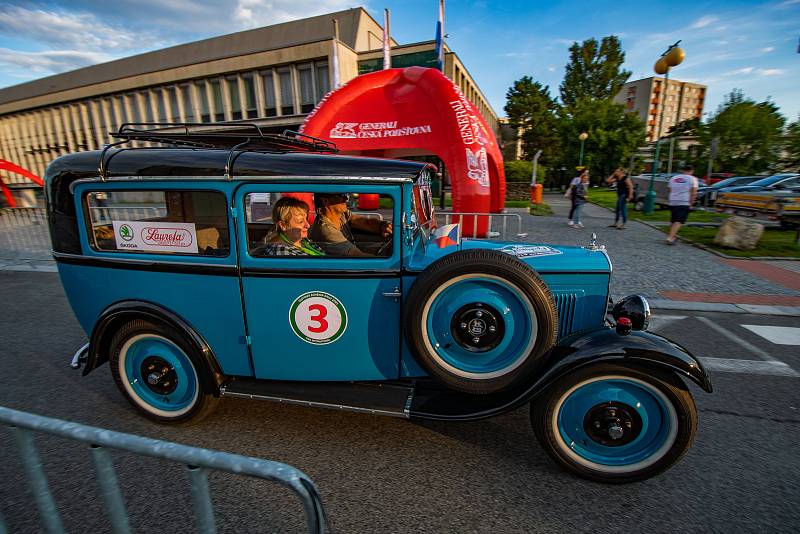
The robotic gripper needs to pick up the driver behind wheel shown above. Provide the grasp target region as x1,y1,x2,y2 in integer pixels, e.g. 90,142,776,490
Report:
310,192,392,257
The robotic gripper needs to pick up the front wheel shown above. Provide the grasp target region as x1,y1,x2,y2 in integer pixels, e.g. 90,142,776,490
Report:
110,320,219,424
532,364,697,483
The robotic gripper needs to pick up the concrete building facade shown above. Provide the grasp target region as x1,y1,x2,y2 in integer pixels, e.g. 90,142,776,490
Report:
615,77,706,142
0,7,499,182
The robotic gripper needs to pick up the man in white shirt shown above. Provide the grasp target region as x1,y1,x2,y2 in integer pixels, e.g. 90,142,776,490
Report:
666,164,698,244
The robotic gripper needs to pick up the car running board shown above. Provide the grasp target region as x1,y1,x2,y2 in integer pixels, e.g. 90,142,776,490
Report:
220,378,415,418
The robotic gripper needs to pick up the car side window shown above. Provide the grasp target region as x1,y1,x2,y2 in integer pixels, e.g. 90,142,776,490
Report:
85,190,230,256
245,192,394,258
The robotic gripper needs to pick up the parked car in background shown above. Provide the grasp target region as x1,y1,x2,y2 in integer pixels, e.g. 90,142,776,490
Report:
695,176,762,207
719,173,800,194
702,172,735,185
631,173,707,210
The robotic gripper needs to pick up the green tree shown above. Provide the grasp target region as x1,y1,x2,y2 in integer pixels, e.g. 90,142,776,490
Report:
698,90,785,175
557,98,645,183
504,76,561,161
781,116,800,171
559,36,631,109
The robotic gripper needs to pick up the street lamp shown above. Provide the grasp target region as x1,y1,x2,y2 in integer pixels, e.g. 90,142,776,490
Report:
578,132,588,167
643,41,685,214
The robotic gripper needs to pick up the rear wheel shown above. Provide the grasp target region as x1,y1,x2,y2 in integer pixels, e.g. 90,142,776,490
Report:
532,364,697,483
110,320,219,424
406,250,558,394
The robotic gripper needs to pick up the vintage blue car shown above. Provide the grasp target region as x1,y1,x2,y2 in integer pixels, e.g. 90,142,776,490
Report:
46,125,711,483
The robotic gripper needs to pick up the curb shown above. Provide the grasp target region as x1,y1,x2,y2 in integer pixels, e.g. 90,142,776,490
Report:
647,298,800,316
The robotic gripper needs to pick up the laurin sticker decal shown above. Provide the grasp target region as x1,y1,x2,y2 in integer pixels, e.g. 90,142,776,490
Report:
289,291,348,345
499,245,563,258
112,221,198,253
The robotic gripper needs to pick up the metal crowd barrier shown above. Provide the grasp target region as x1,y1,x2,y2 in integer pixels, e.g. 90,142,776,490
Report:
435,211,527,240
0,207,51,258
0,406,328,534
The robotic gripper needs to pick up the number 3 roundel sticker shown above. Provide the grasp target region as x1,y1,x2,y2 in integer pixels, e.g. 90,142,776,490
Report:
289,291,348,345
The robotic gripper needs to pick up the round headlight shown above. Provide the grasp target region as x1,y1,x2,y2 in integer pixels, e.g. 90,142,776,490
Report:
611,295,651,330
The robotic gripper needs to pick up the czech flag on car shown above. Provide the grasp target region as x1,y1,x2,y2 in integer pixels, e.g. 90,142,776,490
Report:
432,223,460,248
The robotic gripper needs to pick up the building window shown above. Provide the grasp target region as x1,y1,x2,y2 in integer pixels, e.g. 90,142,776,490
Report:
195,81,210,122
226,76,242,120
297,63,315,113
125,94,140,123
209,79,224,122
166,86,180,122
261,71,277,117
242,73,257,119
180,84,194,122
315,62,329,101
278,67,294,115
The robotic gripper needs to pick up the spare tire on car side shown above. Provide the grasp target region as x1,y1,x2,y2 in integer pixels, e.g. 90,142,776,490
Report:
405,249,558,394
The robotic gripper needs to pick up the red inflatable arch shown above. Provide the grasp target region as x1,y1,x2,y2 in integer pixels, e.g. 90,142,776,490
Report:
0,159,43,208
301,67,505,236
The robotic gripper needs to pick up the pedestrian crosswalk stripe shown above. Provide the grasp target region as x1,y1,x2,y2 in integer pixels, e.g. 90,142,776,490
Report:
699,358,799,377
741,325,800,346
647,315,686,331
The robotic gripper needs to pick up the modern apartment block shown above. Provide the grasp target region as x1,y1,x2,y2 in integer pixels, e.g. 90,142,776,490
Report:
615,77,706,142
0,7,498,181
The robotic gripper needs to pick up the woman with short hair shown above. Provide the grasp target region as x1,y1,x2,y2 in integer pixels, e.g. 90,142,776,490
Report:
259,197,324,256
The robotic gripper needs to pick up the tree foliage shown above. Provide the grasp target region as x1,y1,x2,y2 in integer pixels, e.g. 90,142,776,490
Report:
504,76,561,161
559,36,631,110
558,99,645,183
677,90,786,175
780,116,800,171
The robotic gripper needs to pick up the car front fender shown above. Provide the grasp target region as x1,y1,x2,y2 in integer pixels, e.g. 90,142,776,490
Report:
534,327,713,395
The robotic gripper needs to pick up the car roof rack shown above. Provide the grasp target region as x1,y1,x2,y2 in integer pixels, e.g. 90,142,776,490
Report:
99,122,338,180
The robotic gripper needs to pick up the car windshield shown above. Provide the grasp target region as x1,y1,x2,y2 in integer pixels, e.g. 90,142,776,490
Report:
747,174,797,187
713,176,755,189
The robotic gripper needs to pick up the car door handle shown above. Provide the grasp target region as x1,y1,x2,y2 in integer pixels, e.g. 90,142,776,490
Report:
382,287,402,298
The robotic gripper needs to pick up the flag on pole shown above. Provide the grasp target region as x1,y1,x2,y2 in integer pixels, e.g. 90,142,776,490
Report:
332,19,341,89
383,9,391,69
435,0,445,71
432,222,460,249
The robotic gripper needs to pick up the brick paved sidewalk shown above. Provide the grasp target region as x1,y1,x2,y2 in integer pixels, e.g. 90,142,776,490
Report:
517,193,800,303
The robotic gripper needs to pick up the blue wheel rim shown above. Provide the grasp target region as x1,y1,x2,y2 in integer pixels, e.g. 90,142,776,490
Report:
423,274,536,378
121,334,198,414
555,377,676,469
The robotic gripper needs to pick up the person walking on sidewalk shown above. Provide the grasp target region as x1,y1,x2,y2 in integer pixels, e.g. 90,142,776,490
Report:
666,164,698,244
570,170,589,228
567,169,588,227
606,167,633,229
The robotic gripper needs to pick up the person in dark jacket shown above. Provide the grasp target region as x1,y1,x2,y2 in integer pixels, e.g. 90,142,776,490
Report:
570,170,589,228
606,167,634,229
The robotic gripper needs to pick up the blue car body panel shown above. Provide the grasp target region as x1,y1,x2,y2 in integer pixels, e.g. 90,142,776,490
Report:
60,175,612,383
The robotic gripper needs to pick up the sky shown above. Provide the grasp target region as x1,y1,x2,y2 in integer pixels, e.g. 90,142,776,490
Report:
0,0,798,122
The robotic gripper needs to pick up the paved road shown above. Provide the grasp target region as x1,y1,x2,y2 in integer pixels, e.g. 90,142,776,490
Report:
1,271,799,533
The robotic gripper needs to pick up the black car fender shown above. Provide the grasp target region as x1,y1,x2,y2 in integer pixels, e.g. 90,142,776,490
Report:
83,300,226,394
409,327,711,421
530,327,713,398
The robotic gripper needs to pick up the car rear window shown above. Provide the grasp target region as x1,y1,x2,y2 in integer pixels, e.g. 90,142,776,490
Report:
84,190,229,256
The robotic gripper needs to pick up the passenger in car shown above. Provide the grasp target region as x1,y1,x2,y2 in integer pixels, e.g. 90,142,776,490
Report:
258,197,324,256
310,192,392,256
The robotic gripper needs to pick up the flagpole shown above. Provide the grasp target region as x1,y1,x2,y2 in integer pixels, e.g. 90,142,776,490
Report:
435,0,445,71
383,9,391,70
332,19,340,89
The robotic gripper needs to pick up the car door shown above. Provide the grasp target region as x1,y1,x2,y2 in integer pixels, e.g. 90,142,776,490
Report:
235,183,402,381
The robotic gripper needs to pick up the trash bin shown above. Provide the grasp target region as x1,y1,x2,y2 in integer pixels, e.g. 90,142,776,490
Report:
529,183,543,205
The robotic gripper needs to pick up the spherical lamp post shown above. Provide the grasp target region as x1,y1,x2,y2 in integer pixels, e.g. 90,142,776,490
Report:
578,132,588,167
644,41,685,214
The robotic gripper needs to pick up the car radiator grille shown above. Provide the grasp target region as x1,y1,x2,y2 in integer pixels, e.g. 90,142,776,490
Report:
554,293,577,338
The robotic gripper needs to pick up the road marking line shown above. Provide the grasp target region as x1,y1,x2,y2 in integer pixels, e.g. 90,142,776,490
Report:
648,315,686,332
696,316,779,363
741,325,800,346
699,357,799,377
